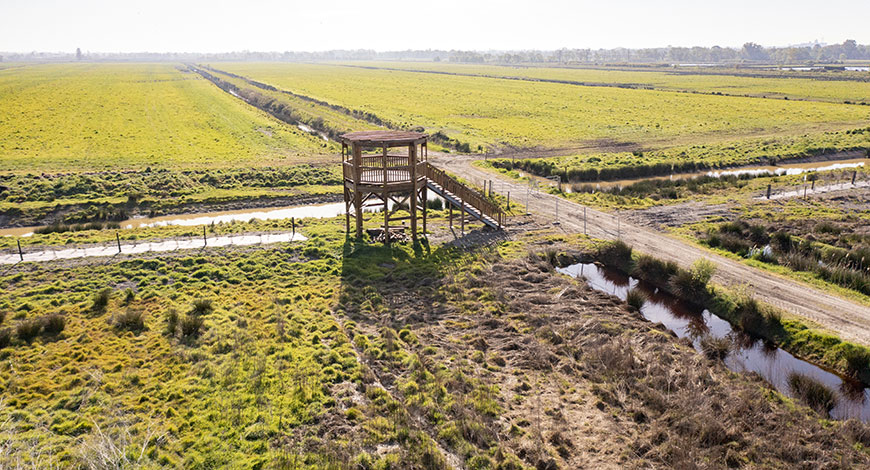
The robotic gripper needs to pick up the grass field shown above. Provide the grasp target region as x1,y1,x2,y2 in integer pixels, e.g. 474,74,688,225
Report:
214,62,870,152
347,61,870,104
487,128,870,183
0,63,331,172
3,218,870,468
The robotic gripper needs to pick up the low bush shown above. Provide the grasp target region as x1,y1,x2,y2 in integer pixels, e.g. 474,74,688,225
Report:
16,319,42,342
626,288,647,310
191,298,214,316
598,240,633,273
180,314,204,339
92,288,112,313
41,314,65,335
632,254,678,286
165,308,179,336
0,328,10,348
112,309,146,332
699,335,731,360
843,348,870,378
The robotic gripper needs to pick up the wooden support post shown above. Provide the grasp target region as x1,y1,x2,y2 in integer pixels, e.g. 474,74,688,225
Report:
353,144,363,238
811,179,815,191
117,232,121,253
449,203,453,229
291,217,296,235
18,239,23,261
409,143,418,243
383,146,389,245
506,191,510,210
766,184,772,199
203,226,207,246
853,171,858,185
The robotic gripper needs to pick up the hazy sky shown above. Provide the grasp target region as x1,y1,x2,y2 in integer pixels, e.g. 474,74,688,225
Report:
1,0,868,53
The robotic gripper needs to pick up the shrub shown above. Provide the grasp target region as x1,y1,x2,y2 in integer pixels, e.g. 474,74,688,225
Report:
0,328,10,348
16,319,42,342
843,347,870,378
41,314,66,335
625,288,647,310
699,335,731,360
541,248,559,268
92,288,112,313
690,259,716,286
180,314,204,339
788,372,837,415
123,288,136,304
191,298,214,316
598,240,633,273
165,309,179,336
632,254,679,286
113,308,145,332
0,310,5,325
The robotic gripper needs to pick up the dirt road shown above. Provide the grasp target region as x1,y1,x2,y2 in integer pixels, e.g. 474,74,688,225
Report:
432,153,870,346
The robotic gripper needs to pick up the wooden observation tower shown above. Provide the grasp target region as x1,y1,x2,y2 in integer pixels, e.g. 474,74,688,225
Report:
341,130,429,243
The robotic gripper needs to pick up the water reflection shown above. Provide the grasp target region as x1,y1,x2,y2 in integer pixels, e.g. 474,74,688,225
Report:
0,232,306,265
557,262,870,421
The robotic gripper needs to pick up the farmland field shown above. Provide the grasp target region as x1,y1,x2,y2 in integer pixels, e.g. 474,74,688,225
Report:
214,62,870,152
0,63,332,172
345,61,870,104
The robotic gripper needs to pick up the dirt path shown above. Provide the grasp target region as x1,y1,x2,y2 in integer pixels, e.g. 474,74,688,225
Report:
432,153,870,346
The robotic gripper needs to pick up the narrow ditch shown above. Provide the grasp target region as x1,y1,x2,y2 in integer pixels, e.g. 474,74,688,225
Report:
559,261,870,422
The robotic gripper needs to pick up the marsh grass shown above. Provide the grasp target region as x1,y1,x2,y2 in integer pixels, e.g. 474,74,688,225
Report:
699,335,731,360
15,319,42,342
625,288,647,310
41,314,65,336
91,288,112,314
111,309,145,333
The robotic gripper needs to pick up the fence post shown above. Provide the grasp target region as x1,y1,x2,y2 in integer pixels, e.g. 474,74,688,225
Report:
506,192,510,210
117,232,121,253
766,184,771,199
811,179,815,191
853,171,858,185
18,239,23,261
203,226,207,246
291,217,296,235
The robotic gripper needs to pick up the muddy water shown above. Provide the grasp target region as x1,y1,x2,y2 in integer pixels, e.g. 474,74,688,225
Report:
1,193,449,239
0,232,307,265
0,202,348,238
558,262,870,422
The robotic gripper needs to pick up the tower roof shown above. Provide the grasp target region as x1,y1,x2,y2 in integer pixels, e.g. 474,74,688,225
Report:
340,130,428,147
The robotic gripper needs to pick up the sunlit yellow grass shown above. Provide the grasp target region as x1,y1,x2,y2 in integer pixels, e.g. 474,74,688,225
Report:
0,63,331,172
216,62,870,151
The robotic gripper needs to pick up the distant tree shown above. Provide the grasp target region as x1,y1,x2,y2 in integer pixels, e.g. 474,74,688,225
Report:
742,42,768,61
843,39,858,59
76,47,82,60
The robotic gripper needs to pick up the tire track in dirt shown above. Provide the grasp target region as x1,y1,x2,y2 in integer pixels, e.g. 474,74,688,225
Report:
433,153,870,346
